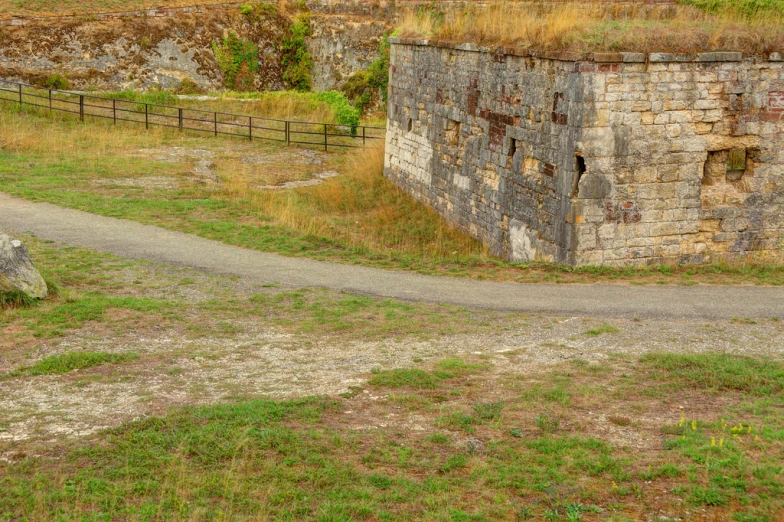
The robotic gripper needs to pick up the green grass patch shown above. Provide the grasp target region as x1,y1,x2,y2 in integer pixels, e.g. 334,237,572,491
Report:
1,355,783,519
521,384,572,406
369,368,439,389
0,290,37,309
677,0,784,18
585,323,620,336
6,351,139,378
642,353,784,395
370,357,486,390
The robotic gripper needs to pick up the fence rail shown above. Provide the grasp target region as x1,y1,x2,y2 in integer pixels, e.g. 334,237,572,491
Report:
0,80,385,151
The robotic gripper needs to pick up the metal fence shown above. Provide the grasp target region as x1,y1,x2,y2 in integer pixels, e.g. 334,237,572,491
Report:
0,80,385,150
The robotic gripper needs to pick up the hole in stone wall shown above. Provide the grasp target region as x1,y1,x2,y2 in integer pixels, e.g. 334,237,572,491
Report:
703,149,753,185
407,118,413,132
508,138,517,157
703,150,727,186
572,155,586,198
445,119,461,146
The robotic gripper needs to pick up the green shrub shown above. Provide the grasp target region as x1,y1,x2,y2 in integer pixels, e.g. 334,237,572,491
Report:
240,2,279,20
282,14,312,91
314,91,360,128
174,78,206,95
41,73,71,90
213,31,259,92
342,31,397,114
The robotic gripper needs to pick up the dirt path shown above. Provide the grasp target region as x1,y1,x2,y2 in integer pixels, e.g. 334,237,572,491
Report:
1,192,783,320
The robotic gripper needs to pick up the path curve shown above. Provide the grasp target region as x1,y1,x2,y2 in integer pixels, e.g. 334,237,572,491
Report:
1,193,782,320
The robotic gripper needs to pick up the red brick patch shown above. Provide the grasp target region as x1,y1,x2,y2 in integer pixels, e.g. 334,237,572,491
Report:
605,201,642,224
769,91,784,110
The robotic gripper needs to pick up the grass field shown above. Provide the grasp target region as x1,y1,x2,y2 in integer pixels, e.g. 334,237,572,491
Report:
1,236,782,521
1,100,783,286
3,349,783,520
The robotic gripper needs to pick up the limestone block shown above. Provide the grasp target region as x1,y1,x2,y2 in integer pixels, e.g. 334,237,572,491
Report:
0,232,48,300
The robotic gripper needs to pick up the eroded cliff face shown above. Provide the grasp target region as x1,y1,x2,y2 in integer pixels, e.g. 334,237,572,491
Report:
0,6,291,90
0,1,405,92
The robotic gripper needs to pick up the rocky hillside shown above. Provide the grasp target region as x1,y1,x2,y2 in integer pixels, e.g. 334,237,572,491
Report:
0,0,400,92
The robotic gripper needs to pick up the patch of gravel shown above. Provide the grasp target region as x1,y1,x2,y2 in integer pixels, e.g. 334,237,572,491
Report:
134,146,216,162
92,176,180,189
257,170,339,190
242,148,325,167
1,313,782,449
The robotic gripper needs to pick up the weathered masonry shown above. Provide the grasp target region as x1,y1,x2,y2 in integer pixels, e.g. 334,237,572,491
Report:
384,38,784,266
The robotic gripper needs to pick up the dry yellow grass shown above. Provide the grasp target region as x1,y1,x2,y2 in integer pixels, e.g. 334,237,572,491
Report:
0,102,484,260
399,1,784,54
0,0,239,18
224,140,482,257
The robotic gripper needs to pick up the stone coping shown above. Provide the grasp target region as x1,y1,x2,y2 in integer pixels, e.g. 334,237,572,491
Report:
389,36,783,63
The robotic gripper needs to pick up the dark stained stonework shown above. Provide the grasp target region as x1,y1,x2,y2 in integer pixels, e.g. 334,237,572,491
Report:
384,38,784,266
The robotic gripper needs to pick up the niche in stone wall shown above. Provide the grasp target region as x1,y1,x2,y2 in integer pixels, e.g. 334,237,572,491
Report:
703,148,755,187
572,154,586,199
445,119,461,146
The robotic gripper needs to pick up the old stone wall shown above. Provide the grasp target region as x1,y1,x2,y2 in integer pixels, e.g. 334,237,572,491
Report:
385,39,784,266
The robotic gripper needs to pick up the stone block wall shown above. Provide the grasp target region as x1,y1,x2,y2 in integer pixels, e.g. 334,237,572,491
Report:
384,39,784,265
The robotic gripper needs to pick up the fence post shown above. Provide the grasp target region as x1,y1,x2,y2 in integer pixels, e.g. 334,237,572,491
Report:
48,89,52,112
178,107,183,132
248,116,252,141
145,103,148,130
363,126,366,147
285,121,289,145
324,123,328,152
214,112,218,136
79,95,84,122
18,83,22,106
113,99,116,124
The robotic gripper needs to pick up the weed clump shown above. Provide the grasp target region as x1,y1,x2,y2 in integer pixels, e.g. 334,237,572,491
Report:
369,368,439,389
473,400,504,420
282,14,312,91
6,351,139,378
40,73,71,90
342,31,397,114
642,353,784,395
212,31,259,92
535,412,560,434
0,290,37,309
174,78,206,95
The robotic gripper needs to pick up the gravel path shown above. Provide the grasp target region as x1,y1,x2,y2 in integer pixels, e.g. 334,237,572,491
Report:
1,193,782,320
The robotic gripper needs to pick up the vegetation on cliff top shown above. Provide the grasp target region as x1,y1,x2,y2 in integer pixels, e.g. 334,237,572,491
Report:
399,1,784,54
282,13,313,92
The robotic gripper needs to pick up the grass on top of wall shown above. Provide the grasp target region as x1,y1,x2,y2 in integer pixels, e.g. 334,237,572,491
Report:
399,1,784,54
0,0,240,18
